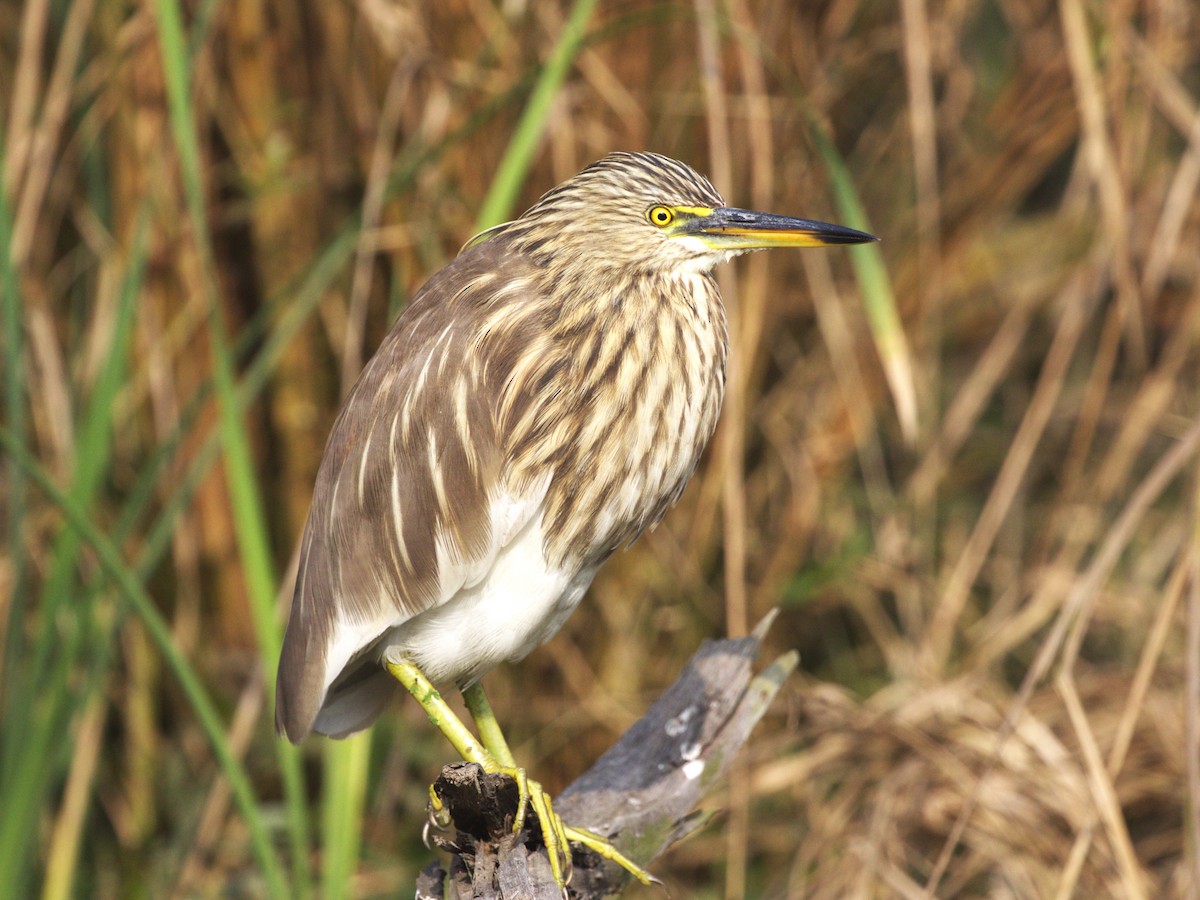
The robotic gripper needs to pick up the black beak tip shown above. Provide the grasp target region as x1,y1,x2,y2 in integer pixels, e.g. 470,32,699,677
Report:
833,226,879,245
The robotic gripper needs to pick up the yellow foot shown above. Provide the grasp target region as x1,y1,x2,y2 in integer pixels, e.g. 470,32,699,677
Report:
492,765,655,890
428,764,655,891
387,663,656,892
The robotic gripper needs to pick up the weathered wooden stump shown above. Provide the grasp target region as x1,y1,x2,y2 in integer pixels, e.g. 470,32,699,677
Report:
414,613,797,898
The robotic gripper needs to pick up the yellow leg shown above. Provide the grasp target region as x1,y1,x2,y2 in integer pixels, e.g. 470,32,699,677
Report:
385,658,493,764
464,682,579,884
462,681,517,767
386,659,654,888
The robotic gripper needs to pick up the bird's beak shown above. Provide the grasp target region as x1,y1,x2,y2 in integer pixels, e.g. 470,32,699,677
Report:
682,207,877,249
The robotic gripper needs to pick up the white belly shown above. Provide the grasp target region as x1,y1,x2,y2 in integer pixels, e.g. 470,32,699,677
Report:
382,507,594,687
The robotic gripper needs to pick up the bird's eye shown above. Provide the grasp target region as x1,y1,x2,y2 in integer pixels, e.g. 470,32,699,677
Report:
648,206,674,227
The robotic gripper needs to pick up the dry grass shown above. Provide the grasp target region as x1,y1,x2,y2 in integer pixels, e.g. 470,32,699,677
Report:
3,0,1200,897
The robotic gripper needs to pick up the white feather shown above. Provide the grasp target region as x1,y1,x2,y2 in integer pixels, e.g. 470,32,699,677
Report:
385,504,590,686
315,475,561,722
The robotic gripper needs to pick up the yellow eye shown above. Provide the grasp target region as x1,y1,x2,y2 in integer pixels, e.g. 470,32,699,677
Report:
648,206,674,227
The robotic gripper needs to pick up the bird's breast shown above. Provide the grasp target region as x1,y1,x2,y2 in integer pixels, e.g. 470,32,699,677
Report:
524,270,729,569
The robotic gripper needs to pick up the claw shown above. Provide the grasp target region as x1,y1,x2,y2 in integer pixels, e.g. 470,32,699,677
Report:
428,783,453,829
422,783,453,849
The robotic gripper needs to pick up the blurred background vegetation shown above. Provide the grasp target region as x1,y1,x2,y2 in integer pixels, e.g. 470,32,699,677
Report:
2,0,1199,896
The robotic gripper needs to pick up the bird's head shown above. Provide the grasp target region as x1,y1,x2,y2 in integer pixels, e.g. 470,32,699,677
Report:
468,152,876,276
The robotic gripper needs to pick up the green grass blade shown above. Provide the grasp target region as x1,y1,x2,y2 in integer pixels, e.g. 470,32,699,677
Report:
474,0,599,230
807,119,918,444
0,97,29,792
151,0,309,893
0,724,70,898
0,427,289,897
320,735,371,900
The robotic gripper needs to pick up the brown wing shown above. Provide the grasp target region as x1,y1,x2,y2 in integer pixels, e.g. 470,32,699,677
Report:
275,239,545,740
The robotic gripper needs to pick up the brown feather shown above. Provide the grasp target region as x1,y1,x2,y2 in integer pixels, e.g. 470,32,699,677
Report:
277,241,528,739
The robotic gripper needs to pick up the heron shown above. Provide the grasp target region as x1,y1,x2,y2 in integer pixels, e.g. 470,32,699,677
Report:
275,151,875,888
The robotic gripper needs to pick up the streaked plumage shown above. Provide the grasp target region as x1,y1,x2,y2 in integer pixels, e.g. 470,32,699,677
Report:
276,151,874,744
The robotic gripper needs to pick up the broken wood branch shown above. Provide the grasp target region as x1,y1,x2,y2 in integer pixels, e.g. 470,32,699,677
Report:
414,612,797,899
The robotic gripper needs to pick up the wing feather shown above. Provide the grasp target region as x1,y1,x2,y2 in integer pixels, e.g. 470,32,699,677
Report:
275,241,547,741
